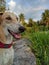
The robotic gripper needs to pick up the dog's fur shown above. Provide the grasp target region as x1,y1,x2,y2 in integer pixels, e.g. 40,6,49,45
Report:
0,12,23,65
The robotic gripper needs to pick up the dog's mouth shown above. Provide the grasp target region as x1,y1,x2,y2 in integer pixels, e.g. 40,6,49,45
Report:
8,29,21,39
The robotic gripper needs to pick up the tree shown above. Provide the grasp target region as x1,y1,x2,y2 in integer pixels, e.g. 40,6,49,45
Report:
19,13,25,25
39,9,49,30
28,18,34,27
41,9,49,26
0,0,6,12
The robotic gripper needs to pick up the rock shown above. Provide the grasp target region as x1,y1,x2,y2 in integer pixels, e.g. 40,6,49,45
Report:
13,38,36,65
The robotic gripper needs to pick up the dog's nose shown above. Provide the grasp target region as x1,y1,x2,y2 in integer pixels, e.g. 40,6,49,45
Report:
19,26,26,33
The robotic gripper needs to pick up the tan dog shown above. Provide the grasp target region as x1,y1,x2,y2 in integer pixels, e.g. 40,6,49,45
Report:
0,12,25,65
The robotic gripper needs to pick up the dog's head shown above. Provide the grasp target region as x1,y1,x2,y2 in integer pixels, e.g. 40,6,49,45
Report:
0,12,25,39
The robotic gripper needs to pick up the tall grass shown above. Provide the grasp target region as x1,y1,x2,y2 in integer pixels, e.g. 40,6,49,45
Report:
22,31,49,65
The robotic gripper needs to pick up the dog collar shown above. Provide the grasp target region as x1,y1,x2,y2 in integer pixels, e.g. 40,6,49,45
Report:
0,41,13,48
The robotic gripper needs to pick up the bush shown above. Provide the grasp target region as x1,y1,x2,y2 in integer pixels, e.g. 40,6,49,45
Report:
22,31,49,65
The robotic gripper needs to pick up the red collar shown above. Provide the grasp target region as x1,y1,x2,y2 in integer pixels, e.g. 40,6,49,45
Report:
0,41,13,48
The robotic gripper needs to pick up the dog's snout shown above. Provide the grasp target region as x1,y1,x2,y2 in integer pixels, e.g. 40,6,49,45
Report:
19,26,26,33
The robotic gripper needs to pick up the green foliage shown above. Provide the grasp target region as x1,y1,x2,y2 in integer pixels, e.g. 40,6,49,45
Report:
0,0,6,12
19,9,49,31
40,9,49,28
42,10,49,21
19,13,25,21
28,18,33,27
22,31,49,65
21,9,49,65
0,6,6,12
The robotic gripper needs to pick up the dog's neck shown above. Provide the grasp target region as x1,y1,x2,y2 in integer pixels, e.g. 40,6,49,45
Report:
0,25,12,44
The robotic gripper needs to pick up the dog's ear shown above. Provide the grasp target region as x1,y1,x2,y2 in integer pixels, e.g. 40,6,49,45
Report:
0,12,3,25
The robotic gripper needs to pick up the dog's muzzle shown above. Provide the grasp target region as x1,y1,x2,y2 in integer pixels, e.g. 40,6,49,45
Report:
8,26,26,39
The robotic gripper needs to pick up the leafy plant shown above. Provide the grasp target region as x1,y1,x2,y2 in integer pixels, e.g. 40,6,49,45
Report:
22,31,49,65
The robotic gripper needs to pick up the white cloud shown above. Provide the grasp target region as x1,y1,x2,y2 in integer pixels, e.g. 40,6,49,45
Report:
25,19,28,23
8,0,16,11
7,0,47,21
41,0,46,2
8,0,23,15
32,6,46,11
8,0,46,16
24,6,46,13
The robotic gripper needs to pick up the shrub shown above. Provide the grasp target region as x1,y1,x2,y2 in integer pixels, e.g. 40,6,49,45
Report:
22,31,49,65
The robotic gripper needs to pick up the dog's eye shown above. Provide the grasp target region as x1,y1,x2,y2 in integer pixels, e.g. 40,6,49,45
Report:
16,17,18,21
6,17,12,20
0,13,3,15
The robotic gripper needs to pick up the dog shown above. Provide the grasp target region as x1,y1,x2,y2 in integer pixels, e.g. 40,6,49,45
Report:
0,12,25,65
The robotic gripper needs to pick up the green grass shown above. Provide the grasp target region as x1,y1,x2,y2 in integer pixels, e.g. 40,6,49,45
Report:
22,31,49,65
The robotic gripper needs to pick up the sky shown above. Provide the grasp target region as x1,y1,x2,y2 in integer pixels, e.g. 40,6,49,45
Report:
6,0,49,21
